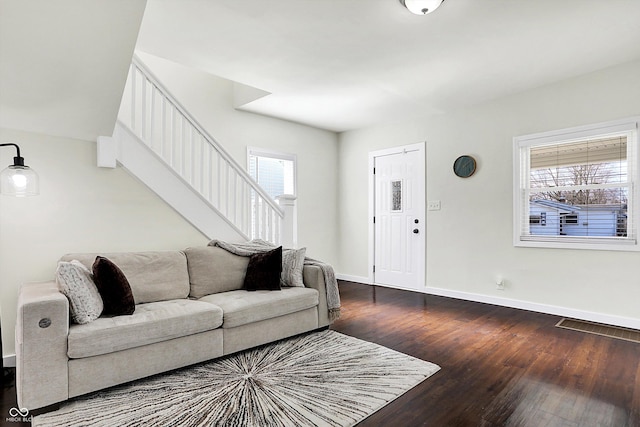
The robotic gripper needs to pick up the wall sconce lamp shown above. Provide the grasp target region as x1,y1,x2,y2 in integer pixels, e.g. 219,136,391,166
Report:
0,143,39,196
399,0,445,15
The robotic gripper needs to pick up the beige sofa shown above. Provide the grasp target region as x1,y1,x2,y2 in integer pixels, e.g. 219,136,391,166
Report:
15,246,333,410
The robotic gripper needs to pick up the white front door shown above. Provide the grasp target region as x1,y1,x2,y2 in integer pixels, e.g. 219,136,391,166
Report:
372,143,425,290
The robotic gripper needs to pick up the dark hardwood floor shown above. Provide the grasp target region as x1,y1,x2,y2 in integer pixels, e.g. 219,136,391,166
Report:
2,281,639,426
2,369,30,426
331,281,640,426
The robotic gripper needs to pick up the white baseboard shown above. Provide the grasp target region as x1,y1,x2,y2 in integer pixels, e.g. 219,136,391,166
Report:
338,277,640,330
336,273,371,284
425,286,640,330
3,354,16,368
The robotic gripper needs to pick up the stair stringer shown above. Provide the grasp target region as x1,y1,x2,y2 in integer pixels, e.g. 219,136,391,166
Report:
113,121,247,242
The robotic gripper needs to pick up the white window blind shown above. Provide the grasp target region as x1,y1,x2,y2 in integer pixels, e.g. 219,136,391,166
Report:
513,118,639,250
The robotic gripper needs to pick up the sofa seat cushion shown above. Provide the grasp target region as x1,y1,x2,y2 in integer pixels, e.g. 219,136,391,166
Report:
198,287,318,329
67,300,223,359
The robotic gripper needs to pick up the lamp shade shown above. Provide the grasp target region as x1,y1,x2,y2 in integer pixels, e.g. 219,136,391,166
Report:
0,164,39,196
400,0,445,15
0,143,39,196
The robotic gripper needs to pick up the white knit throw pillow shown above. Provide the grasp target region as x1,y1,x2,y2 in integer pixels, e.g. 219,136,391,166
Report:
56,260,104,324
281,247,306,287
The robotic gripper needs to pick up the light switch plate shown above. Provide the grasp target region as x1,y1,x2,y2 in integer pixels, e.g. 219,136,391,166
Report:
427,200,441,211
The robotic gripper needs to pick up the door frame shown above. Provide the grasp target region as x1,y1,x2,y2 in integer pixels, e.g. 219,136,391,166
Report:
368,142,426,289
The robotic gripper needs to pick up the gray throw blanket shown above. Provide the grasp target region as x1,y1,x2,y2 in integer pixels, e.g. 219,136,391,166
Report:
208,239,341,321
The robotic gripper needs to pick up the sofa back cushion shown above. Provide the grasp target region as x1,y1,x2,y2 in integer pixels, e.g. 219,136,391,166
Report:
184,246,249,298
60,251,190,304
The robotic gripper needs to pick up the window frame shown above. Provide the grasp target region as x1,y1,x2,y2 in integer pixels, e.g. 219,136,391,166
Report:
513,117,640,251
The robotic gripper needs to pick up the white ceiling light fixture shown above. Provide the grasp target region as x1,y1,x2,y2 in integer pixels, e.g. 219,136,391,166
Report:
399,0,445,15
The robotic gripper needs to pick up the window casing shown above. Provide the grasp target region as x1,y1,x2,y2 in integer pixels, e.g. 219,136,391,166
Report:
513,118,639,251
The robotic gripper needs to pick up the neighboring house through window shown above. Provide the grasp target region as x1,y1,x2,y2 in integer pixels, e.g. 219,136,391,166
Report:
247,147,296,238
513,117,639,250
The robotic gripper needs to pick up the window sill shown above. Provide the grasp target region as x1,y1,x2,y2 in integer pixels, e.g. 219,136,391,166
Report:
514,237,639,252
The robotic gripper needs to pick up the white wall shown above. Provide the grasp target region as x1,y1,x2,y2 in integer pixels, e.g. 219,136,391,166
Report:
0,128,209,358
338,59,640,325
134,52,340,263
0,0,147,142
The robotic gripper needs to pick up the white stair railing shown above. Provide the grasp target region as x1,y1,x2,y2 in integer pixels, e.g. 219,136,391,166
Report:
119,55,283,244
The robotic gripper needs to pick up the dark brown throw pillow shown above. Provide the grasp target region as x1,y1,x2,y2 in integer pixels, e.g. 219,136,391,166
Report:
92,256,135,315
243,247,283,291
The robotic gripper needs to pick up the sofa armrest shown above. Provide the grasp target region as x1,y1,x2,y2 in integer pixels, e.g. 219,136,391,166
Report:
16,281,70,410
303,265,330,327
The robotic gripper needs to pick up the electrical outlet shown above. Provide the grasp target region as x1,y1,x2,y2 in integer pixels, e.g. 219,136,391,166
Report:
427,200,441,211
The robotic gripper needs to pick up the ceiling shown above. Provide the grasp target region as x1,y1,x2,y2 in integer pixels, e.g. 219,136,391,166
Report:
137,0,640,133
0,0,147,141
1,1,639,141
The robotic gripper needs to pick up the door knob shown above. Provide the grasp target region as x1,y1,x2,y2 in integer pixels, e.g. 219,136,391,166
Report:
413,229,419,234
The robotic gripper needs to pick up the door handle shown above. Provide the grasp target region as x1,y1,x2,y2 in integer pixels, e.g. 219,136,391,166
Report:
413,229,419,234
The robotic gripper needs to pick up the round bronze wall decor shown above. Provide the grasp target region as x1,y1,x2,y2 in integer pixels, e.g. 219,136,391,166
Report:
453,155,477,178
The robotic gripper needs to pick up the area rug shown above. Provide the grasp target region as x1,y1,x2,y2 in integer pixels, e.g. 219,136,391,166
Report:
33,330,440,427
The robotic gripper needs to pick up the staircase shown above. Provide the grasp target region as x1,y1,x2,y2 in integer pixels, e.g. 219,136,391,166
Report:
102,55,287,245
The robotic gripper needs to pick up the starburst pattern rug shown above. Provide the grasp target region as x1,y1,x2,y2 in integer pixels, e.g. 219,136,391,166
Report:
33,330,440,427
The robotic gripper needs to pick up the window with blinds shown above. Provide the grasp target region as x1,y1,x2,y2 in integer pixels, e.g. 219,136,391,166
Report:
513,118,639,250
